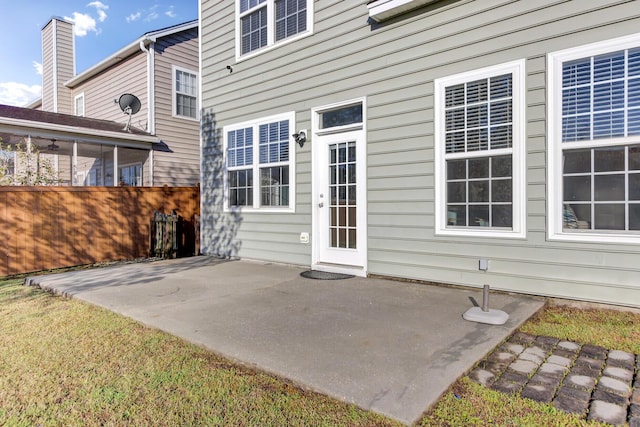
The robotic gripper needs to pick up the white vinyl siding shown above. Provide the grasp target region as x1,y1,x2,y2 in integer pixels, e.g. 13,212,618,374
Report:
548,33,640,243
173,66,198,120
224,112,295,211
435,60,526,238
236,0,313,60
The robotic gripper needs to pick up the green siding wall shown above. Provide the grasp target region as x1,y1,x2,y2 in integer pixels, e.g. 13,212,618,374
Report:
201,0,640,307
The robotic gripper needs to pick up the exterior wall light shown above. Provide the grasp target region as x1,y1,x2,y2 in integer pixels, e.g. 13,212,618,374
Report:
293,130,307,147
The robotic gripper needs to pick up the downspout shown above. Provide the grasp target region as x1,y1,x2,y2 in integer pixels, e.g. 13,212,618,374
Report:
140,39,155,186
52,20,58,113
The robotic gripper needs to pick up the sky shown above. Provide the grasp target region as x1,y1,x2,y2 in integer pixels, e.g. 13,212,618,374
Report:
0,0,198,107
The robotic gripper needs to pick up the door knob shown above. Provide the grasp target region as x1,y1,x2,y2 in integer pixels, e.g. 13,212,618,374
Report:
318,202,324,208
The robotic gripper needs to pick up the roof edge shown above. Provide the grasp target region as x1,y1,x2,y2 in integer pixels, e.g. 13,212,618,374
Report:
65,19,198,88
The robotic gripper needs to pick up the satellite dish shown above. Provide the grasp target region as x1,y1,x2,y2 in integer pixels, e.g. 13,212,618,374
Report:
116,93,141,132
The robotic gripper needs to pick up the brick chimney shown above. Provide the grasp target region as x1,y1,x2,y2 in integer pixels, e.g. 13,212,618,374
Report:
41,17,75,114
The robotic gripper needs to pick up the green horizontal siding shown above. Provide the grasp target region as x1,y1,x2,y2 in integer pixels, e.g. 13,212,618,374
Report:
201,0,640,307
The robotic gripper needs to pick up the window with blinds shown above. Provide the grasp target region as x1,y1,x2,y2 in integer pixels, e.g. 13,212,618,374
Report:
259,120,290,206
224,112,295,210
237,0,311,57
444,74,513,154
435,60,525,237
555,44,640,234
562,48,640,142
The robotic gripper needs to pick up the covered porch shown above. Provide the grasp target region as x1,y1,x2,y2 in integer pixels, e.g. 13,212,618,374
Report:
0,105,159,186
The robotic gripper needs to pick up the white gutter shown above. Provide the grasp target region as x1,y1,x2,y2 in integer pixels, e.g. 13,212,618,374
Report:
0,116,158,145
139,40,155,135
139,40,155,186
52,19,58,112
367,0,439,22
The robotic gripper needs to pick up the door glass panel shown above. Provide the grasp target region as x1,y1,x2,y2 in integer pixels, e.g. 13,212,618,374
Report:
329,141,356,249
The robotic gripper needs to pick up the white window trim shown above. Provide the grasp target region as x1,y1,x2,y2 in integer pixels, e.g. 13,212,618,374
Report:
74,93,85,117
234,0,314,62
172,65,199,121
434,59,527,239
548,32,640,244
223,111,296,212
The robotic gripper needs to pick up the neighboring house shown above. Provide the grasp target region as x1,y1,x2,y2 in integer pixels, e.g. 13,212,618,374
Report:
199,0,640,308
21,17,200,186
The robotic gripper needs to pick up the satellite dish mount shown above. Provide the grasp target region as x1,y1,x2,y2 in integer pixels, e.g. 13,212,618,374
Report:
116,93,141,132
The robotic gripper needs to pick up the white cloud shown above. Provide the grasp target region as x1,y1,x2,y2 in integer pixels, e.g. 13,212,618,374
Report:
144,11,159,22
144,5,159,22
126,11,141,23
88,1,109,22
0,82,42,107
64,12,98,37
165,7,176,18
32,62,43,76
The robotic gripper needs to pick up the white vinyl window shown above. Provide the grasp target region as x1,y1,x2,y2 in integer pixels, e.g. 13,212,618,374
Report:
118,163,142,186
236,0,313,59
224,112,296,211
435,60,526,238
75,93,85,117
548,33,640,243
173,66,198,120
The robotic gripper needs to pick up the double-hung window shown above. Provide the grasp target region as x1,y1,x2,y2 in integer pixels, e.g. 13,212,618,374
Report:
548,34,640,242
435,60,526,238
173,66,198,120
75,93,85,117
236,0,313,59
224,112,295,211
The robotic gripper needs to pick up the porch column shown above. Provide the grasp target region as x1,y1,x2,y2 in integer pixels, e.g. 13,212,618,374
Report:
72,141,78,186
149,149,154,186
26,135,33,185
113,145,118,186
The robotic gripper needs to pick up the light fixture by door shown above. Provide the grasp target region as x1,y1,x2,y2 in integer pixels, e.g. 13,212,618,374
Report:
47,139,60,152
292,130,307,147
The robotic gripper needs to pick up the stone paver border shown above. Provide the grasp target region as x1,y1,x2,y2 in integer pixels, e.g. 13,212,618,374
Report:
468,333,640,426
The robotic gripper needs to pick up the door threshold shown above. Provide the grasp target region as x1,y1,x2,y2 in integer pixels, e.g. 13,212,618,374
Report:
311,263,366,277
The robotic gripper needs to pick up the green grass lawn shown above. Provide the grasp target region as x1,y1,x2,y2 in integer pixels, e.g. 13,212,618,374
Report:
1,275,638,426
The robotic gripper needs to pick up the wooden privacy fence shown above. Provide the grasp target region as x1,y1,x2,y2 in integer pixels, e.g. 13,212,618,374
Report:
0,186,200,277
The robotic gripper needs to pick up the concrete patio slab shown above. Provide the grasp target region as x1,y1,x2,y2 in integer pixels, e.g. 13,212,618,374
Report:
26,257,545,425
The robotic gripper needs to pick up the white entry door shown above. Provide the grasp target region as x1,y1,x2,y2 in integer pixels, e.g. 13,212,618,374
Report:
312,125,367,276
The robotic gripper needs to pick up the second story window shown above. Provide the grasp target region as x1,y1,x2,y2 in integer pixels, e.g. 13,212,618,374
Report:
237,0,313,58
75,93,85,117
173,66,198,120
